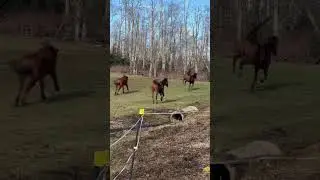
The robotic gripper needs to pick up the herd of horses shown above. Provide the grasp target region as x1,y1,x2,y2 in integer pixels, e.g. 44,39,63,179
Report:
232,16,279,91
5,16,279,107
113,69,197,104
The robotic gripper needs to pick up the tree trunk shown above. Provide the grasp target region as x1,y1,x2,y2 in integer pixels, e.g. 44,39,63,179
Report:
149,62,153,77
74,1,81,41
236,0,242,42
65,0,70,16
273,0,279,36
81,19,87,41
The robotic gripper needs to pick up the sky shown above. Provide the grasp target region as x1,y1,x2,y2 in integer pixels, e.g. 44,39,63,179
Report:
110,0,210,25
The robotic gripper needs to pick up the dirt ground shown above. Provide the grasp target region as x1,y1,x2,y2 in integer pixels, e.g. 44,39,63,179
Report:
110,107,210,180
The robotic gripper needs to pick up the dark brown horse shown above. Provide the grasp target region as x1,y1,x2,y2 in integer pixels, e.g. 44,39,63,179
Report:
114,75,129,95
232,16,272,75
249,35,279,90
9,42,60,106
152,78,168,104
183,72,197,91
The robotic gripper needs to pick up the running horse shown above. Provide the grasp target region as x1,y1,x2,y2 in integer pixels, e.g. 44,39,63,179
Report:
250,35,279,90
114,75,129,95
183,69,197,91
9,41,60,106
232,16,279,91
232,16,272,76
151,78,168,104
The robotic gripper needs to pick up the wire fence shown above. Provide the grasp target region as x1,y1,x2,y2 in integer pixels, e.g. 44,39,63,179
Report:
110,116,143,180
109,108,210,180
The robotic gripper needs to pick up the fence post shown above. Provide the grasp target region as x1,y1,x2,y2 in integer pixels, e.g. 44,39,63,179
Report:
129,108,144,180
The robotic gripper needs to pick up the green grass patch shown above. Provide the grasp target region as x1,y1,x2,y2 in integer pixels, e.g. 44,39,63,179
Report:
110,73,210,118
0,36,105,179
213,58,320,157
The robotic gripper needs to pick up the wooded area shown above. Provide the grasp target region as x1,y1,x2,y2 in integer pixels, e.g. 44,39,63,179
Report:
110,0,210,79
216,0,320,63
0,0,107,41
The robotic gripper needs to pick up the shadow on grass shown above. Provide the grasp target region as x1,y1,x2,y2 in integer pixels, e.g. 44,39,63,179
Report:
45,90,95,103
161,99,178,103
256,82,303,91
113,90,139,95
191,87,201,91
124,90,139,94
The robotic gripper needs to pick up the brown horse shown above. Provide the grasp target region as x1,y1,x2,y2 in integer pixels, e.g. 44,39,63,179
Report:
183,72,197,91
114,75,129,95
249,35,279,90
232,16,272,75
152,78,168,104
9,42,60,106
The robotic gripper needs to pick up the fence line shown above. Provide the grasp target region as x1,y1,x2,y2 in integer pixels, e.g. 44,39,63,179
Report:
110,116,143,180
110,118,141,148
112,152,135,180
110,108,210,179
143,110,210,115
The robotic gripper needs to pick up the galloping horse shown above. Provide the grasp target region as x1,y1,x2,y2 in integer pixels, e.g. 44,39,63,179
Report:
9,42,60,106
114,75,129,95
250,35,279,90
183,71,197,91
151,78,168,104
232,16,279,91
232,16,272,76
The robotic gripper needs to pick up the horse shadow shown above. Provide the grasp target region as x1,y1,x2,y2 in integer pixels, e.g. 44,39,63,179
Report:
190,87,200,91
162,99,178,103
13,90,92,107
124,90,139,94
256,82,303,92
45,90,95,103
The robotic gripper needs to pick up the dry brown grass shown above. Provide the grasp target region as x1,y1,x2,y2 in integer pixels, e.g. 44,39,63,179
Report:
110,107,210,180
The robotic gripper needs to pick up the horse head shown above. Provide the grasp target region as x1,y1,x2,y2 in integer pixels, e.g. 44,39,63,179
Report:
161,78,168,87
192,73,197,79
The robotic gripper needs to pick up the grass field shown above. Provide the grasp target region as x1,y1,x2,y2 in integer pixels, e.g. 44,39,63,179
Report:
110,73,210,129
0,36,105,179
110,72,210,179
213,58,320,177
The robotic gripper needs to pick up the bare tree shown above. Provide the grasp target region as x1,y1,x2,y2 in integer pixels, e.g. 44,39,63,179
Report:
110,0,210,79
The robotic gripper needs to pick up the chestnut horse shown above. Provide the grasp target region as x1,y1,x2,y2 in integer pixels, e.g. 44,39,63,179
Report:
183,72,197,91
9,42,60,106
114,75,129,95
151,78,168,104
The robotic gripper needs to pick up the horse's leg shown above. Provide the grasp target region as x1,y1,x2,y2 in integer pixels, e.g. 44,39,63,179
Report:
260,66,269,84
250,66,259,91
20,78,37,105
15,74,26,106
122,85,125,94
114,85,117,95
238,60,244,77
39,78,46,101
233,54,241,73
152,89,155,104
50,71,60,92
126,83,129,92
161,90,164,102
155,92,159,104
